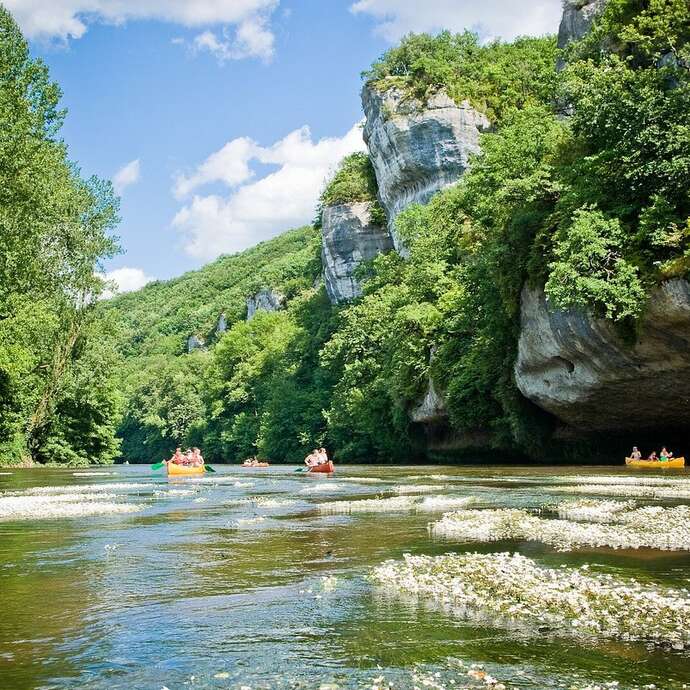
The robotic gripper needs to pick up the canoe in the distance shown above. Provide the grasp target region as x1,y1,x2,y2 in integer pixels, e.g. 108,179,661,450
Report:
307,461,335,474
625,457,685,469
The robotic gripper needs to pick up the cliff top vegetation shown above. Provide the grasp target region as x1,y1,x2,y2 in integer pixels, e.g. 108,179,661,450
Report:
363,31,559,123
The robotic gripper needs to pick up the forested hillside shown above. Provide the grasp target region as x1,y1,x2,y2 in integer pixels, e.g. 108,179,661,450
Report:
2,0,687,467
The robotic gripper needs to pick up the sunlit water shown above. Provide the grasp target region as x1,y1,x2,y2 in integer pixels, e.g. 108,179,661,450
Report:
1,465,689,689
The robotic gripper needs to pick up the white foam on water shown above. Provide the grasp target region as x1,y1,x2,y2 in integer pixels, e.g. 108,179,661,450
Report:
373,551,690,648
554,483,690,499
0,493,143,520
320,496,417,513
430,505,690,551
11,482,151,495
553,475,690,487
299,483,346,494
72,472,118,477
417,496,477,512
338,477,386,484
393,484,442,494
556,499,636,522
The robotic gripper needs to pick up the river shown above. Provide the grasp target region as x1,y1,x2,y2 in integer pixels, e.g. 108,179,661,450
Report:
1,465,689,689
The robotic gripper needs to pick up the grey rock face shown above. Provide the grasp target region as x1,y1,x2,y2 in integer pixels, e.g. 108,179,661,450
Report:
410,378,448,424
187,334,204,353
362,86,490,252
321,201,394,304
515,279,690,432
246,288,285,321
216,313,227,334
557,0,608,70
558,0,608,49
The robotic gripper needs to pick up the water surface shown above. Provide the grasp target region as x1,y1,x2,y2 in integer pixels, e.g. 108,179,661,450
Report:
1,465,689,689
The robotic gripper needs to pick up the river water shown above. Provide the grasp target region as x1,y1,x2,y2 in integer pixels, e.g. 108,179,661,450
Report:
1,465,689,690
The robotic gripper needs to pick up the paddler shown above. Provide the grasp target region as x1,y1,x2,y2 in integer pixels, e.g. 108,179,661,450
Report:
191,448,204,467
170,447,185,465
630,446,642,460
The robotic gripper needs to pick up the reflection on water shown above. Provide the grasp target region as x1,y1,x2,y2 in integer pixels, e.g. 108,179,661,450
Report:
1,464,689,689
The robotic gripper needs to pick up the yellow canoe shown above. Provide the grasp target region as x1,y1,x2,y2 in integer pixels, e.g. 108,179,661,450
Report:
625,457,685,469
167,462,205,476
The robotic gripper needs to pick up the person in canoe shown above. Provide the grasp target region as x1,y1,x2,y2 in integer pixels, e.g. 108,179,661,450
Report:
170,447,185,465
660,447,673,462
630,447,642,460
648,451,659,462
187,448,204,467
304,448,328,467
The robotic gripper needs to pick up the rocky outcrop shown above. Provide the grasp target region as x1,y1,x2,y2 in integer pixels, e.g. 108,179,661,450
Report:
321,201,394,304
410,378,447,424
246,288,285,321
216,313,227,335
558,0,608,50
515,279,690,433
362,86,490,252
187,334,204,353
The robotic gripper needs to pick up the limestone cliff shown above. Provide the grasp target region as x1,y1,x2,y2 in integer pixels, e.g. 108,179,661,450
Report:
410,378,447,425
321,202,393,304
515,279,690,433
558,0,608,51
246,288,285,321
362,86,490,252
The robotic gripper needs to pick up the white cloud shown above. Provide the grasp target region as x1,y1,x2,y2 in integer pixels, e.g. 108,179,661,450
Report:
172,123,366,260
174,138,255,198
100,266,155,298
350,0,563,42
113,159,141,195
6,0,278,59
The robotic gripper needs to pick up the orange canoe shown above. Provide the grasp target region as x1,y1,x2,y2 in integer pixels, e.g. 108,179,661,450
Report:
307,461,335,474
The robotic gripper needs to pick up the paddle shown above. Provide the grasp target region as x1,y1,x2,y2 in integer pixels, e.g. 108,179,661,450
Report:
294,466,308,472
204,465,216,473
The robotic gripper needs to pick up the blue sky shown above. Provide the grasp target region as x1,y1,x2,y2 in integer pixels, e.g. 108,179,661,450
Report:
11,0,563,292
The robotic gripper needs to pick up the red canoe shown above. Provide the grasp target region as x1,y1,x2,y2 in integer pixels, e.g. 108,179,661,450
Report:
307,461,335,474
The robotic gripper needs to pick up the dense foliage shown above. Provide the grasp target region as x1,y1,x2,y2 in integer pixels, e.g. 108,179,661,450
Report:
318,152,386,226
0,8,121,466
364,31,560,123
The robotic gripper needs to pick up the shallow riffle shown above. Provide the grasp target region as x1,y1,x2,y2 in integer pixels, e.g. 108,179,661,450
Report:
372,551,690,648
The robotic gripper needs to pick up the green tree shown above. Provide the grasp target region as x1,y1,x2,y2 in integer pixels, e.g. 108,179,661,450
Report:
0,7,120,465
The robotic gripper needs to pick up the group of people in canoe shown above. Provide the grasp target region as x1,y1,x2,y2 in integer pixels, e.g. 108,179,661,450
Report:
167,447,205,467
630,446,677,462
241,457,269,467
304,447,329,468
